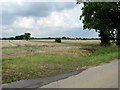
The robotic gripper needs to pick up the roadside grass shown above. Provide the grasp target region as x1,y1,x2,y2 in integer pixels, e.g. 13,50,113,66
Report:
2,44,118,83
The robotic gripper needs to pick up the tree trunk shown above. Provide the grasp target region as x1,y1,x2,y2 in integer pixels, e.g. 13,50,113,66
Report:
100,30,111,46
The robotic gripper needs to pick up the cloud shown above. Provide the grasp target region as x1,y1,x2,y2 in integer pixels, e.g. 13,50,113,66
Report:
2,2,76,25
2,25,7,29
13,17,35,29
1,2,99,38
5,29,14,33
37,5,83,28
8,5,82,29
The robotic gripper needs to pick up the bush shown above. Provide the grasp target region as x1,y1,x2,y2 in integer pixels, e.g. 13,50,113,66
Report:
55,38,61,43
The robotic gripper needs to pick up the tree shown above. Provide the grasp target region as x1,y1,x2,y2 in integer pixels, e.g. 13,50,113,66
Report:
55,38,61,43
19,35,25,40
106,2,120,46
78,2,120,46
76,37,79,40
24,33,31,40
62,36,66,39
67,37,70,39
10,37,14,40
15,36,21,40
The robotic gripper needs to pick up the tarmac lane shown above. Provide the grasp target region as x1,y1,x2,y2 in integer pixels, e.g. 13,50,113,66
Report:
41,60,119,88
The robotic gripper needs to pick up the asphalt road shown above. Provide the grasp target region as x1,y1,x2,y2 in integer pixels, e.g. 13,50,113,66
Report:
41,60,119,88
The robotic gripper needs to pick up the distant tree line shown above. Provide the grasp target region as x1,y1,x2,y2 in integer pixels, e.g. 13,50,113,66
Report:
2,36,100,40
61,36,100,40
25,36,100,40
2,33,31,40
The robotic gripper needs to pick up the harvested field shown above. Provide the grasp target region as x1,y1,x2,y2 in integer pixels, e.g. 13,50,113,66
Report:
30,39,101,44
1,40,63,48
1,40,118,84
1,40,81,59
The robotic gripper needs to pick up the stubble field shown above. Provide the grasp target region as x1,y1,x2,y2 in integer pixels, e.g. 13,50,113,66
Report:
1,39,118,83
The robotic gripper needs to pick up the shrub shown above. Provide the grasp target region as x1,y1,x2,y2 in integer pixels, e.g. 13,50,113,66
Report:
55,38,61,43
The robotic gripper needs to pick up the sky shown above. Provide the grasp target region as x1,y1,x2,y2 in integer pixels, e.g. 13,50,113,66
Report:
0,1,99,38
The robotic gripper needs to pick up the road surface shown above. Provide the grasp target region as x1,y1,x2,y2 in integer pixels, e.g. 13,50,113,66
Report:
41,60,119,88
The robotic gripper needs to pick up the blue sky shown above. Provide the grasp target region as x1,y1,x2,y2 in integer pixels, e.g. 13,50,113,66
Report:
1,2,99,38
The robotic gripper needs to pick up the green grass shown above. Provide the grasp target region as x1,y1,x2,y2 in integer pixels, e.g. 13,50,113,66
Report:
2,45,118,83
62,42,99,47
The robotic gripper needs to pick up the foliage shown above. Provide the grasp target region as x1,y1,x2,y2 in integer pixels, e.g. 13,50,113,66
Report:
24,33,31,40
2,33,31,40
79,2,120,46
55,38,61,43
62,36,66,39
15,35,25,40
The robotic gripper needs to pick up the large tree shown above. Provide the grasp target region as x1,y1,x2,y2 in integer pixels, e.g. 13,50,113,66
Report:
79,2,120,46
24,33,31,40
107,2,120,46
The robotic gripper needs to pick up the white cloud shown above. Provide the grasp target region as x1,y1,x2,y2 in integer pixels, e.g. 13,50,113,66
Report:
8,5,83,37
37,5,83,28
0,0,24,5
1,4,99,38
13,17,35,29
